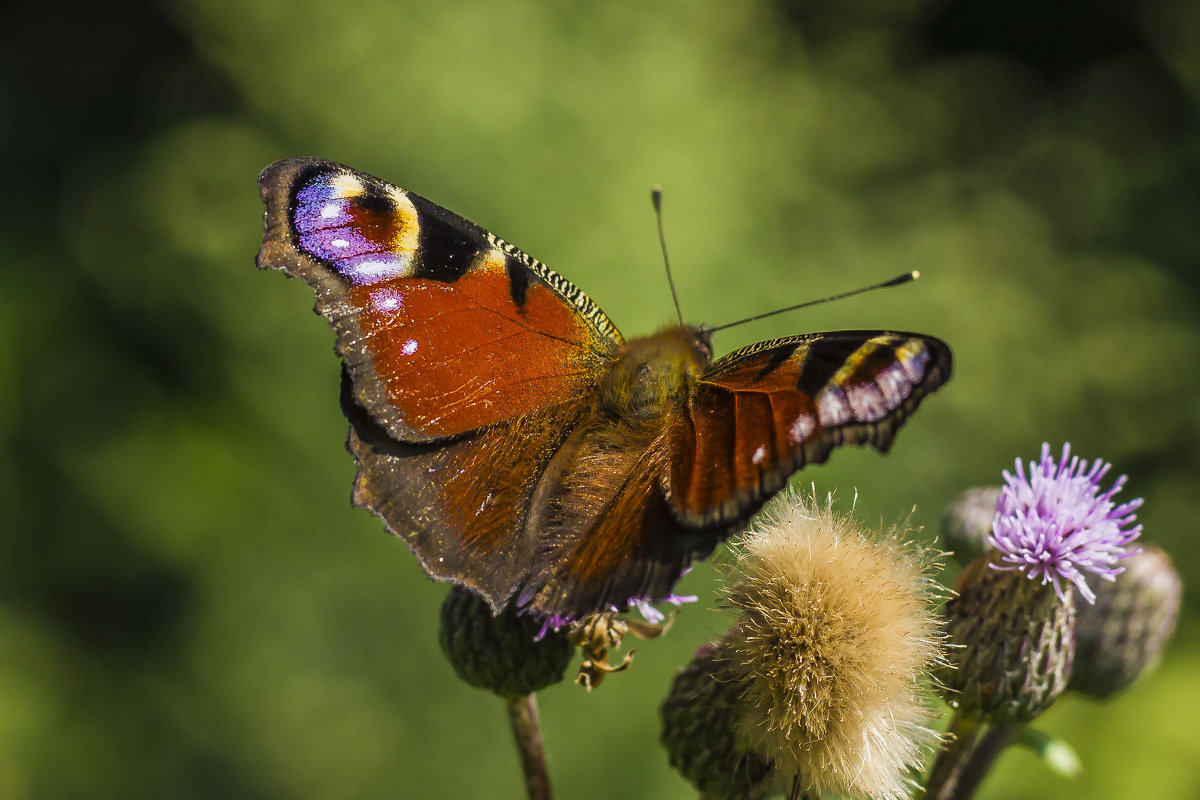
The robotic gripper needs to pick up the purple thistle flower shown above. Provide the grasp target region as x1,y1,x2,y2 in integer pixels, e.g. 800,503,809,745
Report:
628,593,698,625
989,443,1143,604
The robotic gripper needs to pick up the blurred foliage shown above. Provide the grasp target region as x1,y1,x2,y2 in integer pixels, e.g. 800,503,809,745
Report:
1,0,1198,797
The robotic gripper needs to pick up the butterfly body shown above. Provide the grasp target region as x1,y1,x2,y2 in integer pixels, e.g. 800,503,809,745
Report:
599,325,711,420
258,158,952,621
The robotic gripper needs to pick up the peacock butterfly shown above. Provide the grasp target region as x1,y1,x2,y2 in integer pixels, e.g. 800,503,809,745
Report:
256,158,952,623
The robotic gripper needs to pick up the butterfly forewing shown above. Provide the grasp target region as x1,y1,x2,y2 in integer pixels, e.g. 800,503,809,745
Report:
258,158,622,442
667,331,952,526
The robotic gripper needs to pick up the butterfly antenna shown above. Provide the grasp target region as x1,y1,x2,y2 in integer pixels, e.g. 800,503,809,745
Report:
707,270,920,333
652,186,685,326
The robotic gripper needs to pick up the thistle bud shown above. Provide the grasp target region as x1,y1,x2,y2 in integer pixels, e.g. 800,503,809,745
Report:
941,487,1001,565
438,585,573,698
941,554,1075,723
1069,545,1182,698
660,644,775,799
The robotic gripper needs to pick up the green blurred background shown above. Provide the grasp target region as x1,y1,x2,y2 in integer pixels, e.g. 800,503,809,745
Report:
2,0,1198,797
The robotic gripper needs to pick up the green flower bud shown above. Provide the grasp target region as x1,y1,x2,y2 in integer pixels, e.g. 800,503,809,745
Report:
660,644,775,800
438,585,573,698
941,487,1000,565
1070,546,1182,698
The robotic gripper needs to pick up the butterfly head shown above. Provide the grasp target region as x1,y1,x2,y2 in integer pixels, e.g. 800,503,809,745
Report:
601,324,712,422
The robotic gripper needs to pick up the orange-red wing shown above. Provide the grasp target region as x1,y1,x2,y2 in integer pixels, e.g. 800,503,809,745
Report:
667,331,953,525
257,158,622,441
343,371,593,610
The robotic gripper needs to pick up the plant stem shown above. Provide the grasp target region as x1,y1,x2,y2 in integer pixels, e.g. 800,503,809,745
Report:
921,713,985,800
952,724,1016,799
505,693,553,800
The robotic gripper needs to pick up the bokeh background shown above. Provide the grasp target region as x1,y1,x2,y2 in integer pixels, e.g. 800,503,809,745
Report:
2,0,1198,797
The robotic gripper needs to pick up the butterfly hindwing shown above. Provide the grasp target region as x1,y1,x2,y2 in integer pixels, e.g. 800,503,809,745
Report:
666,331,952,526
342,367,594,609
258,158,622,442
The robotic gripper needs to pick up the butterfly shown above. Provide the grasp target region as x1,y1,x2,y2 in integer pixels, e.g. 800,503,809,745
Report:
257,158,952,623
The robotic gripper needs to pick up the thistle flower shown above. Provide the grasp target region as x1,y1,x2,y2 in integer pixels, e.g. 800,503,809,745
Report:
990,442,1143,603
719,491,946,800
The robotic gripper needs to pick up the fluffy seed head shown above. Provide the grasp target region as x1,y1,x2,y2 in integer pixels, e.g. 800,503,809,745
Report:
721,491,946,800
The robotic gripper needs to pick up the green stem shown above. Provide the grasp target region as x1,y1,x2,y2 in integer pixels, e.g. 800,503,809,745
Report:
505,693,553,800
921,714,985,800
951,723,1016,799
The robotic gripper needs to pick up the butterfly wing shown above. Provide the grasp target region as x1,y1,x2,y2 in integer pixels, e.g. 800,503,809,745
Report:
515,420,744,621
258,158,624,608
258,158,622,442
666,331,953,525
342,369,597,610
